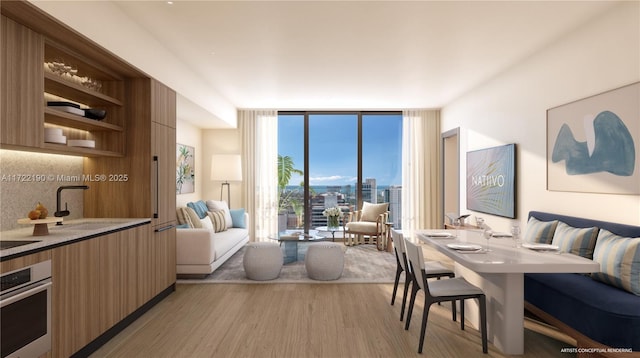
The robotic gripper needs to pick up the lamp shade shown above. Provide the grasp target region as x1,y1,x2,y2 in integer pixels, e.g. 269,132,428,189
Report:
211,154,242,181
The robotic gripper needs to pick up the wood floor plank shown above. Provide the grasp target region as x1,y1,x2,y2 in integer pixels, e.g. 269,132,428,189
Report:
90,283,572,358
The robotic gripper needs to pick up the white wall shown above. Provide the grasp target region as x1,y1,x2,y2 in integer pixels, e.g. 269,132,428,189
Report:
201,128,243,209
441,1,640,232
176,119,203,207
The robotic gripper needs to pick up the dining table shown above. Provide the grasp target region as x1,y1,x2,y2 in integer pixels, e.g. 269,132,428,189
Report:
414,229,600,355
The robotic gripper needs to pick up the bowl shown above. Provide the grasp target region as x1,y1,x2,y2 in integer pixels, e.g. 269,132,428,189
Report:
84,108,106,120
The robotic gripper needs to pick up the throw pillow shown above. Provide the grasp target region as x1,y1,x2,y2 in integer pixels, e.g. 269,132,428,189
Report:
187,200,208,219
551,221,599,259
176,207,188,226
360,202,389,222
179,207,201,228
206,200,233,229
207,210,227,233
591,229,640,295
523,216,558,244
199,216,213,231
230,208,246,228
176,223,190,229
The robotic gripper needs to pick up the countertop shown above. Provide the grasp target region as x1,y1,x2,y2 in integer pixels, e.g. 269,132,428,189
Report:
1,218,151,260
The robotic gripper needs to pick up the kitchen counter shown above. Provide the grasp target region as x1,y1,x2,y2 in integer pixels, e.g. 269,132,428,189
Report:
0,218,151,260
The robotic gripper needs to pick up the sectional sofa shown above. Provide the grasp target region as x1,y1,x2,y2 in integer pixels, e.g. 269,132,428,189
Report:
523,211,640,355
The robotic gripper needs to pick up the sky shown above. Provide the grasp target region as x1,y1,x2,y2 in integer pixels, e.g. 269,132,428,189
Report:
278,113,403,187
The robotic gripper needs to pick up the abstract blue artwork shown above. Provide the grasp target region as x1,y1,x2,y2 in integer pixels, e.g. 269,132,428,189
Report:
547,82,639,194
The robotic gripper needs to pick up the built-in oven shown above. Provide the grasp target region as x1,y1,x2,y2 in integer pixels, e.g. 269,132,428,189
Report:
1,260,52,358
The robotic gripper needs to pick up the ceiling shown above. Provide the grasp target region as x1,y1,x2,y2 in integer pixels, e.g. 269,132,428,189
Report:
32,1,618,128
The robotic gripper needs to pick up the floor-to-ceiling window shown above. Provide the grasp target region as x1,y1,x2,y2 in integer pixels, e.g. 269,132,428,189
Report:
278,112,402,232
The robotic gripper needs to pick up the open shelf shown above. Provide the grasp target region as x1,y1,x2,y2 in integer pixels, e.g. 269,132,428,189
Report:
43,142,124,158
45,72,123,107
44,108,123,132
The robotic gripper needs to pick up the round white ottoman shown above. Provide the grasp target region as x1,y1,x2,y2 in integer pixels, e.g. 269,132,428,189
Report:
305,242,345,280
243,242,283,281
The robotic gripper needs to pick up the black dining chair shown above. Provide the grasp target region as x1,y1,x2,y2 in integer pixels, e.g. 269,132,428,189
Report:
390,229,455,322
404,238,488,354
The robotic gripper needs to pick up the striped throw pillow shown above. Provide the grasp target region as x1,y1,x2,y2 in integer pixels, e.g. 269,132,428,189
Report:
524,216,558,244
591,229,640,295
551,221,599,259
207,210,227,233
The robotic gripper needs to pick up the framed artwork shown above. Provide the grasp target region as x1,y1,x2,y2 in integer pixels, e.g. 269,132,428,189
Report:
176,143,195,194
466,143,516,218
547,82,639,194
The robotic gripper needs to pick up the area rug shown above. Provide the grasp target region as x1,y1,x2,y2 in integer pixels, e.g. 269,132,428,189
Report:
177,244,397,284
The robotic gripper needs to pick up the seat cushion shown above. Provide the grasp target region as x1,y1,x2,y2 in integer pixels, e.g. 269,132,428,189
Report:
525,273,640,350
213,228,249,260
346,221,378,234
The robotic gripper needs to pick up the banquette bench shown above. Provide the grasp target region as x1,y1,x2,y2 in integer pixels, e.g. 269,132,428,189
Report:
523,211,640,356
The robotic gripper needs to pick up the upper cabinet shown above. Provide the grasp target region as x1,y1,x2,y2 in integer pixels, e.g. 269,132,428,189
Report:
1,1,144,157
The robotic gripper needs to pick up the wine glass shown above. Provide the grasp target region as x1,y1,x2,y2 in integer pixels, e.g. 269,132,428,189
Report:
510,223,521,248
482,224,493,252
453,218,461,238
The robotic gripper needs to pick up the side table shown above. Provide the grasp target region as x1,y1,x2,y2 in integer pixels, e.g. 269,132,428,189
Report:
384,222,393,252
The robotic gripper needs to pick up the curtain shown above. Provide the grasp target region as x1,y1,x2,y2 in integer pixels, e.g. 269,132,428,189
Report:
401,109,442,234
239,110,278,242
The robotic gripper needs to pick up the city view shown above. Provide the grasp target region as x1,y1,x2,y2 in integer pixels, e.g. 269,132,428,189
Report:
278,113,403,231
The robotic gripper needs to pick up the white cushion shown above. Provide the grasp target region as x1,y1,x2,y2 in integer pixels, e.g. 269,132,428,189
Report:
346,221,378,234
360,202,388,222
207,200,233,229
199,216,213,231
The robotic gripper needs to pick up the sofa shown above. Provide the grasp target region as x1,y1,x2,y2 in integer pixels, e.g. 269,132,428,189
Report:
175,200,250,278
523,211,640,355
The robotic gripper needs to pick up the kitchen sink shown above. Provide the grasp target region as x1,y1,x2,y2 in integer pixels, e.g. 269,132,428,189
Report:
0,240,40,250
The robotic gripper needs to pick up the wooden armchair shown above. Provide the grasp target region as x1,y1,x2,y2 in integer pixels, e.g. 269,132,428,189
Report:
344,202,389,250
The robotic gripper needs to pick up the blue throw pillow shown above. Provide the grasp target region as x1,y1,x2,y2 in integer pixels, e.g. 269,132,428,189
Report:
176,223,190,229
230,208,246,228
524,216,558,244
187,200,208,219
592,229,640,295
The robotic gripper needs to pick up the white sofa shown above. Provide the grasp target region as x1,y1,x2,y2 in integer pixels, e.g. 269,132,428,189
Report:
176,200,250,278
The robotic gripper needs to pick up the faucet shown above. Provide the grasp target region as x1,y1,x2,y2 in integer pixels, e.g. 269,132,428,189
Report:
54,185,89,224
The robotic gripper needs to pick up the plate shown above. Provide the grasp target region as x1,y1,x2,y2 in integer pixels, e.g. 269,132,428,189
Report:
425,232,454,238
522,243,559,251
447,243,483,251
67,139,95,148
491,232,513,238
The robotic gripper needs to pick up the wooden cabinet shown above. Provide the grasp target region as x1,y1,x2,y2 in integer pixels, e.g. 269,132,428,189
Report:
0,15,44,149
51,224,153,357
0,250,51,273
1,5,130,157
51,239,101,357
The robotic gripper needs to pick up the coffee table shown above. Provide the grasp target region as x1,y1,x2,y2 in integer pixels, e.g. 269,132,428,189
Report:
269,230,326,264
315,226,344,241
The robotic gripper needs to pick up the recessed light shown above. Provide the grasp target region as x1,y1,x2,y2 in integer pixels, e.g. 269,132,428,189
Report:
167,1,173,5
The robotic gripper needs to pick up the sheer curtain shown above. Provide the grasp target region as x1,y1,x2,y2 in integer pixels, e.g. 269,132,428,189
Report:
402,109,442,234
239,110,278,242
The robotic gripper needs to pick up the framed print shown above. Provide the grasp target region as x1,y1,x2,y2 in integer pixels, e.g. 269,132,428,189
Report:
176,143,195,194
466,143,516,218
547,82,639,194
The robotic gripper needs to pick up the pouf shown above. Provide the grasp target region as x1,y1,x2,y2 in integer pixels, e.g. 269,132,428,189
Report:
243,242,283,281
305,242,345,280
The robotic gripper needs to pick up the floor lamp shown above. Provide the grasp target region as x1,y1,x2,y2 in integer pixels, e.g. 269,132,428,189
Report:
211,154,242,207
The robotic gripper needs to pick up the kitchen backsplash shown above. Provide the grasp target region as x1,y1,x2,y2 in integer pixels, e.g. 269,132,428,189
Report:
0,150,85,232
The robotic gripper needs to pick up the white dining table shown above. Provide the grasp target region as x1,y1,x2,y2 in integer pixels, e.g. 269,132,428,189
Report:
414,229,599,355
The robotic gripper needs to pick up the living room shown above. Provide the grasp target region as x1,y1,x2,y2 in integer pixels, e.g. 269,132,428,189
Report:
1,1,639,357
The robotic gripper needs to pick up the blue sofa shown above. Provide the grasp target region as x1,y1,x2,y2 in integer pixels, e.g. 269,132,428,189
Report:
524,211,640,354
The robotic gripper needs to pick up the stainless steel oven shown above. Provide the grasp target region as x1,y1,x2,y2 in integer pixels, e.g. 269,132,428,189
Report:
1,260,52,358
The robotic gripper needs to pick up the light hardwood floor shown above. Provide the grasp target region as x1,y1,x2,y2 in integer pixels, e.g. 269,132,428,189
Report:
90,282,574,358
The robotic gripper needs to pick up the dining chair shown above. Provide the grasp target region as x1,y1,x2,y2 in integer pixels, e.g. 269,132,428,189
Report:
404,238,488,354
390,230,455,322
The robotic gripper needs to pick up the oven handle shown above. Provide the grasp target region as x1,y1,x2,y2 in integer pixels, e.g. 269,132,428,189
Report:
0,279,52,308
